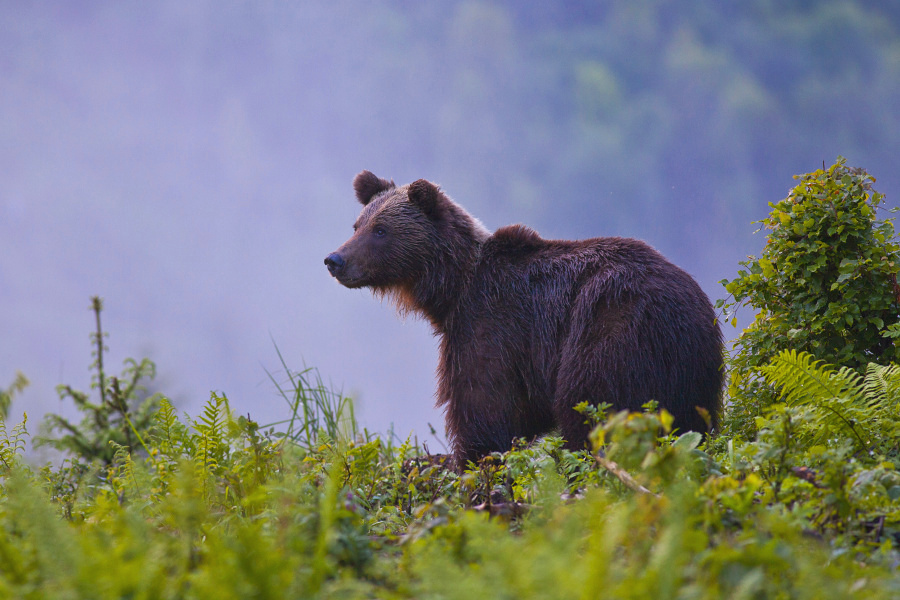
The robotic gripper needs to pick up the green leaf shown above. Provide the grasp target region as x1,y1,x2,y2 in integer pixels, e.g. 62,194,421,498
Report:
672,431,702,452
835,272,853,283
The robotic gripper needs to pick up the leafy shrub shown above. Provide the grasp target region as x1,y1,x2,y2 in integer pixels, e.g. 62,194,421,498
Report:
718,157,900,438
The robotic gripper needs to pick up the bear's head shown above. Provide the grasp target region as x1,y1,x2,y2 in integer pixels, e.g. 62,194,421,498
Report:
324,171,450,294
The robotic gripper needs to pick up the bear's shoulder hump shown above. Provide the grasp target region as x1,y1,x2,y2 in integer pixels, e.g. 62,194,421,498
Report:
491,224,543,247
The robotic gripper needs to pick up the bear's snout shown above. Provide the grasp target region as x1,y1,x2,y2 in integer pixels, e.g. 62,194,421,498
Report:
324,252,345,277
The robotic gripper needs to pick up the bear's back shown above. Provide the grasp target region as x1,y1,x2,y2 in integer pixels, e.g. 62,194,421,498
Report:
460,224,708,356
480,225,692,298
467,225,718,374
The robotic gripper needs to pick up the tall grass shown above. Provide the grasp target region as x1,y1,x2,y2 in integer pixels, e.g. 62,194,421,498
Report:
263,343,358,448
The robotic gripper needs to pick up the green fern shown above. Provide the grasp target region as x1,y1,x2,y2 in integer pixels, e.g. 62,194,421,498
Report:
859,361,900,408
761,350,900,456
0,413,28,473
150,397,186,458
109,440,144,499
189,393,231,499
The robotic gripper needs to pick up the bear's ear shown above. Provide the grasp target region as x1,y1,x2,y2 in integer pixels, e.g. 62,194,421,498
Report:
353,170,395,206
407,179,441,218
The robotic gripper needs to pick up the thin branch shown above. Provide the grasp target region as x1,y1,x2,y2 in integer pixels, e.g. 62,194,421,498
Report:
91,296,106,408
594,454,661,498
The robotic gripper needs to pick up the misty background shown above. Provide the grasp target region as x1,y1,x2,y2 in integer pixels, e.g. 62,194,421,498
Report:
2,1,899,451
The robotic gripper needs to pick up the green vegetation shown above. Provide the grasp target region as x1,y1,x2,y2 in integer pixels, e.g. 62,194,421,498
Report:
0,372,27,421
35,297,160,466
719,158,900,438
5,159,900,596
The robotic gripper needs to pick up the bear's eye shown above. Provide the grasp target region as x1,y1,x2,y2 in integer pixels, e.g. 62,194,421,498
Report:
374,226,386,238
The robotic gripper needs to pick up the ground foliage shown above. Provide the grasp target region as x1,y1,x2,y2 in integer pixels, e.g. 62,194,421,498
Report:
4,367,900,599
5,161,900,597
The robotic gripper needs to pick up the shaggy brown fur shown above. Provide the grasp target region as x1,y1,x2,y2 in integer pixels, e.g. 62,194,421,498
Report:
326,172,723,465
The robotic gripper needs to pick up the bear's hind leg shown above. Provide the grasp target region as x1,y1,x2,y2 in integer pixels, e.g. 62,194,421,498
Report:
552,292,645,453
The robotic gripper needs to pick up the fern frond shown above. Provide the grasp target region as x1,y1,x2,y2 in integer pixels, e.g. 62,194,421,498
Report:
861,362,900,411
151,397,188,461
761,350,870,452
109,440,142,498
188,393,233,500
195,432,219,474
762,350,865,406
0,413,28,472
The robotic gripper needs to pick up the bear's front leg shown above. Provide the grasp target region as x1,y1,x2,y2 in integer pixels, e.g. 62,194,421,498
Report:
448,408,517,468
438,300,560,468
439,346,537,469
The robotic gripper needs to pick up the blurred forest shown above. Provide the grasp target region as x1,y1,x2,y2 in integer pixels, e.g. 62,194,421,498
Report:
174,0,900,265
1,0,899,443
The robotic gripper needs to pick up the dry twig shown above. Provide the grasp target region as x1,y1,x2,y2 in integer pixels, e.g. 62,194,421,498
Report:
594,454,661,498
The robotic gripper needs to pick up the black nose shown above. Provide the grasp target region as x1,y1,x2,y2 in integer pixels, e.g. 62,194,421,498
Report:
324,252,345,276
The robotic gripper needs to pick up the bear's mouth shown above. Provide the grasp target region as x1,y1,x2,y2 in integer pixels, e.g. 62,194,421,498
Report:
331,272,366,289
325,252,368,288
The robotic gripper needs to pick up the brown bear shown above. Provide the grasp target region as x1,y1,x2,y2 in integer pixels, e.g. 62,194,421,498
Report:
325,171,723,465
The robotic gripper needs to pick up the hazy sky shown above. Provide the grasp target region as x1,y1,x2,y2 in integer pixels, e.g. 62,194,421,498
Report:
2,1,897,454
1,2,470,450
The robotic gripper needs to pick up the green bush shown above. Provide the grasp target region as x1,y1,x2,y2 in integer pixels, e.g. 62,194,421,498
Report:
718,157,900,438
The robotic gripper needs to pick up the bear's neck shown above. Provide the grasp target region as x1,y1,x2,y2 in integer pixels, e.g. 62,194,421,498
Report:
407,223,487,332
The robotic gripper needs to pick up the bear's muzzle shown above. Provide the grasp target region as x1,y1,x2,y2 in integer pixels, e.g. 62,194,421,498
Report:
324,252,345,277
